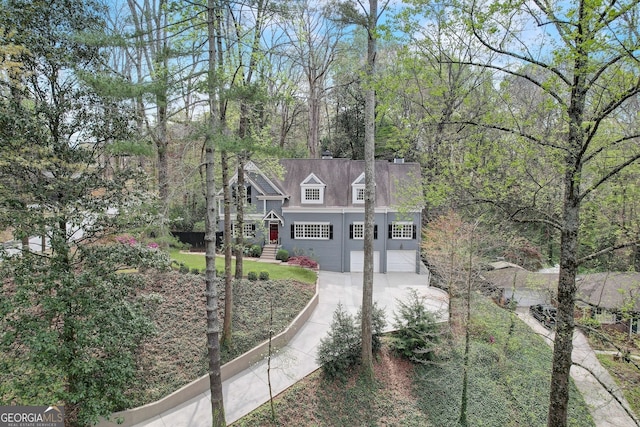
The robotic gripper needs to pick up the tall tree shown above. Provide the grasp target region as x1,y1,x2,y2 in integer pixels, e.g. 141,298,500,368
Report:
361,0,378,377
407,0,640,425
330,0,389,377
124,0,173,205
0,1,170,425
280,1,346,158
204,0,225,424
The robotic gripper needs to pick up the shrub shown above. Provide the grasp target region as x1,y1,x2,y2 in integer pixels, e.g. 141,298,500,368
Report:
179,263,189,274
357,303,386,354
286,256,318,269
276,249,289,262
316,303,386,381
249,244,262,257
259,271,269,281
247,271,258,281
190,268,200,275
388,288,440,362
316,303,360,381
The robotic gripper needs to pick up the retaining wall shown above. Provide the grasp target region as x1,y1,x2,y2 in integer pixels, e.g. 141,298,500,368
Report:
97,278,319,427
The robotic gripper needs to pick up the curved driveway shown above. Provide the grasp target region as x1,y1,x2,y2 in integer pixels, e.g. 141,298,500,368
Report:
132,271,448,427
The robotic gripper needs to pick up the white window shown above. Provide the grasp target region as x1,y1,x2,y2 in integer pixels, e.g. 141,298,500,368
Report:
232,222,255,238
304,187,321,201
352,222,364,239
352,172,366,204
390,222,414,239
301,173,325,204
294,222,331,239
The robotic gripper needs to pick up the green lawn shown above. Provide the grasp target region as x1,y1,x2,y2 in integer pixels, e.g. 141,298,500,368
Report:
169,249,317,284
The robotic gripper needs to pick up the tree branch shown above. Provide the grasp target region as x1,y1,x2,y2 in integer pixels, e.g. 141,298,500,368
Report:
577,240,640,265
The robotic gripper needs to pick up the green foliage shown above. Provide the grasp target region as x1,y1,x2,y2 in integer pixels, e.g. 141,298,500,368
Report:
413,295,594,427
259,271,269,281
0,245,169,426
317,303,361,381
247,271,258,281
249,244,262,257
0,0,177,422
317,303,386,381
388,289,441,362
276,249,289,262
178,263,190,274
190,267,200,275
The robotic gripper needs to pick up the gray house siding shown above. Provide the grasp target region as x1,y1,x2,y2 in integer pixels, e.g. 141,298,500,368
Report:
217,159,424,273
280,212,344,272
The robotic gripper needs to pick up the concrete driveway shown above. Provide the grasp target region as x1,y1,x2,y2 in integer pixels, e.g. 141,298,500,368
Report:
126,271,448,427
516,308,639,427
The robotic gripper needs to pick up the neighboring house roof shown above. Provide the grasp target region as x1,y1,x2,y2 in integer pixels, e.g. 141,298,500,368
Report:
483,267,640,312
483,267,557,293
575,272,640,312
272,158,422,209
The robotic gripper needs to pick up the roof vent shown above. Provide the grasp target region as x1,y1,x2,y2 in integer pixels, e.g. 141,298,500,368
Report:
322,150,333,159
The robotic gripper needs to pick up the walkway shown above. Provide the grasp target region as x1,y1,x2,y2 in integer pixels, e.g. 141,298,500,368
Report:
132,271,448,426
516,308,639,427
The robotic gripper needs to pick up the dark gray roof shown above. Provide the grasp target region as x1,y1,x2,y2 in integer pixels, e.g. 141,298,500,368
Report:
576,272,640,312
483,267,640,312
271,158,422,208
247,171,281,196
483,267,557,292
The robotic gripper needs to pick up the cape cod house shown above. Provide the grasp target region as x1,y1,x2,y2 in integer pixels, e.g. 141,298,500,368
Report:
218,158,424,273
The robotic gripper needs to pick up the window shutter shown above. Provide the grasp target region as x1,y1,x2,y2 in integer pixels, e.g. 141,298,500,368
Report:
329,225,333,240
412,224,417,239
349,224,353,239
388,224,393,238
290,224,295,239
374,225,378,239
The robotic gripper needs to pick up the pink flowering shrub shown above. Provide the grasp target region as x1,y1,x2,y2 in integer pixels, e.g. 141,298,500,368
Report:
287,256,318,269
116,235,137,246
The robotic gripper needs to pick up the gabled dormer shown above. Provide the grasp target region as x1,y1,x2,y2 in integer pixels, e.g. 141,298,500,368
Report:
300,173,325,204
351,172,365,204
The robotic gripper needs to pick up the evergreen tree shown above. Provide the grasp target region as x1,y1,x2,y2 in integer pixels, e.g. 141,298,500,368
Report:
0,1,169,425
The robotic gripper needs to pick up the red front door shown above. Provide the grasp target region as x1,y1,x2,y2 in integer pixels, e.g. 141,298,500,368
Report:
269,223,278,243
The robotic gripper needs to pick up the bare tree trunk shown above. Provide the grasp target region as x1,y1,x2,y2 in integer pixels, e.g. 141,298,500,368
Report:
548,175,581,427
221,150,233,346
204,140,224,426
361,0,378,376
548,29,588,426
308,87,320,158
205,0,224,424
234,152,246,280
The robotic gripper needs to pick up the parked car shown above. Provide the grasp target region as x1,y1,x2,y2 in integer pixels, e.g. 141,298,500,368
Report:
529,304,557,328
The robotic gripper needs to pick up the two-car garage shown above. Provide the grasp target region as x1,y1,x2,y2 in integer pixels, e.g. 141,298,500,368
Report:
350,250,417,273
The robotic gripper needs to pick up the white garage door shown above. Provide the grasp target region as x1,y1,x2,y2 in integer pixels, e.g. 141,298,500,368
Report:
387,250,417,272
350,251,380,272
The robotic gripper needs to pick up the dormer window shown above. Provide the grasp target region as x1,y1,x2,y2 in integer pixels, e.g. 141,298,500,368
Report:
352,172,365,204
301,173,325,204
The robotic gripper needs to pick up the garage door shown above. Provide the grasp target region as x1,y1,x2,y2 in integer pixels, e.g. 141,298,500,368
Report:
350,251,380,272
387,250,417,272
